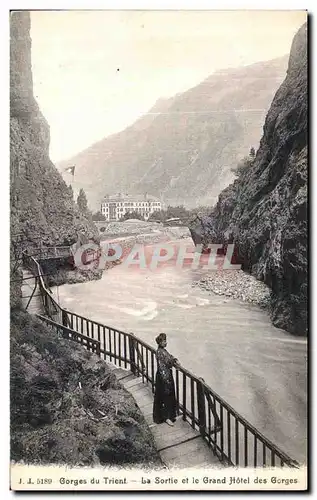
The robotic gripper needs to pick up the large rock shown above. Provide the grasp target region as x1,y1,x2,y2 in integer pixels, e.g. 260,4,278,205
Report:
190,23,307,336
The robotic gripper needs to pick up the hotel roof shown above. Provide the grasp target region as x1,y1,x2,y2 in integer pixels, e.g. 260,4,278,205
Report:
102,193,161,202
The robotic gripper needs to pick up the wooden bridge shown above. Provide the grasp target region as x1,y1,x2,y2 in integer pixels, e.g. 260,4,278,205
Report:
20,252,299,469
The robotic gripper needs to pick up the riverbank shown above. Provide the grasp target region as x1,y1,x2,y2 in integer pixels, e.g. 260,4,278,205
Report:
39,258,103,288
100,224,271,311
99,222,190,271
193,270,272,309
100,220,190,243
43,222,190,287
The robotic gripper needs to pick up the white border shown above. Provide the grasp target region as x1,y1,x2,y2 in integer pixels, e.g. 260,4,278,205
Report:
1,1,314,499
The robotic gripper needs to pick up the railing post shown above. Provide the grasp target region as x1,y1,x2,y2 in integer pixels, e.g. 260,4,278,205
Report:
25,277,38,311
96,341,101,358
128,333,137,375
43,292,48,315
62,309,69,327
197,377,206,437
135,344,145,375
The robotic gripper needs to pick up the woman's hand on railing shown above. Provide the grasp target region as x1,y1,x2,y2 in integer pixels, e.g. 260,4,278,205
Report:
173,358,181,368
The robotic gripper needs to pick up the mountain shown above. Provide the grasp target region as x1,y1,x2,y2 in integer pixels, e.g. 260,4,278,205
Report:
190,23,307,335
58,56,288,210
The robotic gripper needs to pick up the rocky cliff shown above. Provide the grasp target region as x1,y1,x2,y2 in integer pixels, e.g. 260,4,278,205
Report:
10,11,101,307
190,23,307,335
58,56,288,210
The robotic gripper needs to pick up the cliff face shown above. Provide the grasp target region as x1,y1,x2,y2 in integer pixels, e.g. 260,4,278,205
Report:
10,12,98,252
10,12,100,307
191,23,307,335
58,57,288,210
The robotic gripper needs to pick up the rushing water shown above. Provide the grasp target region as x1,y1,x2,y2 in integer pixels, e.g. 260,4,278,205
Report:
55,240,307,463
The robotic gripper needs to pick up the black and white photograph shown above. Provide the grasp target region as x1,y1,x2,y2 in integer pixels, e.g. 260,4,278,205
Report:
9,6,308,491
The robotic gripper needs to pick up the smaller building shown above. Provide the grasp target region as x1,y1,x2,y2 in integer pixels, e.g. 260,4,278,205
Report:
100,193,162,222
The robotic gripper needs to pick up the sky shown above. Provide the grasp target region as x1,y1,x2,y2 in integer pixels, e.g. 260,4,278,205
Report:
30,10,307,163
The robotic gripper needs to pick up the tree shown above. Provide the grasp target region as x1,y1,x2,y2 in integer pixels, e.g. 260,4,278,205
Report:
77,188,88,212
148,205,191,224
148,210,164,222
67,185,74,200
231,155,255,178
92,211,106,221
120,211,144,221
249,147,256,159
165,205,189,220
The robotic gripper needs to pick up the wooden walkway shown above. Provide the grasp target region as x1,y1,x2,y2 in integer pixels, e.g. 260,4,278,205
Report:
110,366,222,469
21,268,43,315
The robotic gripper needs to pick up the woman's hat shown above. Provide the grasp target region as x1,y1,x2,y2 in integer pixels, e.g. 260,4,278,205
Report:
155,333,166,345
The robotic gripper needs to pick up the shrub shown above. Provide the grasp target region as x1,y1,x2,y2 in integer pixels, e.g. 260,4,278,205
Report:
231,155,255,178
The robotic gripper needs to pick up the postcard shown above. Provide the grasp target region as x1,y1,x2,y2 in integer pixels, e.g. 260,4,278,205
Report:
9,8,308,492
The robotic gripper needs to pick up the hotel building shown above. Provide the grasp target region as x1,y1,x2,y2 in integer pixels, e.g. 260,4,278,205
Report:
100,193,162,222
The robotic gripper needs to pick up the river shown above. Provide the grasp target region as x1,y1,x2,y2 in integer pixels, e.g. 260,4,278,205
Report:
54,239,307,464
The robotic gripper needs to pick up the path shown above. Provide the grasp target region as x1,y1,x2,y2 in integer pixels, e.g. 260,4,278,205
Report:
110,365,222,469
21,268,43,315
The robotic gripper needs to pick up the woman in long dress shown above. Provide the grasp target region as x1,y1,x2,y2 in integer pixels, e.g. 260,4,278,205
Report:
153,333,179,426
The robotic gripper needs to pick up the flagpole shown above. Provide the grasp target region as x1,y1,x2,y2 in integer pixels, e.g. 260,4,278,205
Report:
64,165,75,192
71,165,75,191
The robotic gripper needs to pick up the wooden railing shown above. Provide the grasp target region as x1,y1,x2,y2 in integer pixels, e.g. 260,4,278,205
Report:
29,246,72,260
22,252,299,469
38,315,101,356
22,252,63,322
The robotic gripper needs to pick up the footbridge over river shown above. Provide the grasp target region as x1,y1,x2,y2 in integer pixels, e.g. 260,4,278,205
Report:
20,251,299,469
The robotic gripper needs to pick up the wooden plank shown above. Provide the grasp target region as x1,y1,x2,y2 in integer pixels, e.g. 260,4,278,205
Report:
129,384,151,396
161,438,218,466
165,452,220,469
122,377,143,389
111,369,133,381
129,387,153,400
129,394,152,405
125,381,145,392
117,373,136,383
138,400,153,413
154,429,197,450
151,420,193,438
143,413,155,425
134,397,153,409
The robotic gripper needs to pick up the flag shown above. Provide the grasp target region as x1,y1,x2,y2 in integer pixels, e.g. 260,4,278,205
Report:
64,166,75,175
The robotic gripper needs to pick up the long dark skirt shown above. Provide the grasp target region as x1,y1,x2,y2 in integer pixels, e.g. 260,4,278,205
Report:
153,370,177,424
